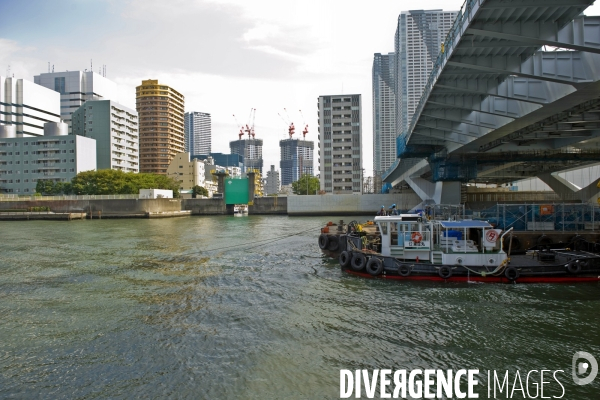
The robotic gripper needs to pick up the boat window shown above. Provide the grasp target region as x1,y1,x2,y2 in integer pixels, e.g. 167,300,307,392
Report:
380,222,388,235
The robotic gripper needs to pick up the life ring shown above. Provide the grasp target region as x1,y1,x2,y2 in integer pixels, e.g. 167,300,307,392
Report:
399,265,411,277
411,232,423,243
328,235,340,251
339,251,351,268
505,266,519,281
351,253,366,271
567,261,581,274
439,266,452,279
366,258,384,276
318,234,329,250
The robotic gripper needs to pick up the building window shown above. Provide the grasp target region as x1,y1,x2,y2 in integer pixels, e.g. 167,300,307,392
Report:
54,77,66,94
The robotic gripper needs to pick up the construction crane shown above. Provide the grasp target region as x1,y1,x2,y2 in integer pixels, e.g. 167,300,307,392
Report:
245,108,256,139
232,114,245,139
299,109,308,138
278,108,295,139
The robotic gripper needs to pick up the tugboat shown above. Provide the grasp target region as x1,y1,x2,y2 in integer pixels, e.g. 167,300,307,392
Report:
328,214,600,283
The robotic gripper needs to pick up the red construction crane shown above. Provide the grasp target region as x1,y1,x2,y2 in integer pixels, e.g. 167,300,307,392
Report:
233,114,244,139
299,109,308,138
278,108,295,139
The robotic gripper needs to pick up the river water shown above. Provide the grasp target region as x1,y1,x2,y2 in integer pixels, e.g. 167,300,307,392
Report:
0,215,599,399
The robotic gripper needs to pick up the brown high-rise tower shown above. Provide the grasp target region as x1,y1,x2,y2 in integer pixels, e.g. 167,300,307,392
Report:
136,79,185,174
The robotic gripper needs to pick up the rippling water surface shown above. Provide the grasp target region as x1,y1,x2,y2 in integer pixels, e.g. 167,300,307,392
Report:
1,216,599,399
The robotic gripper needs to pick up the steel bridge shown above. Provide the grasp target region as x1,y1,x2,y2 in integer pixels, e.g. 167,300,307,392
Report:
383,0,600,204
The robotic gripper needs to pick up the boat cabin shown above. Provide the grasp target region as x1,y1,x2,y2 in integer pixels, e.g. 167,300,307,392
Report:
373,216,509,267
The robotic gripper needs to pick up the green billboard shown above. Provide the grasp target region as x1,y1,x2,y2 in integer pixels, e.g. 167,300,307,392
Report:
224,178,249,205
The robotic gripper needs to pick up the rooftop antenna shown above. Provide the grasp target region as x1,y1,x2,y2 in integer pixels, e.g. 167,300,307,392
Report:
90,59,93,72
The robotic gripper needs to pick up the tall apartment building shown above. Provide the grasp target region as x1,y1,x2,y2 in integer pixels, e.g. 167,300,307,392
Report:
372,53,396,185
184,111,211,156
136,79,185,174
34,71,118,133
264,165,280,195
279,138,314,186
395,10,458,135
317,94,362,194
0,122,96,194
229,138,263,174
72,100,139,172
0,76,61,137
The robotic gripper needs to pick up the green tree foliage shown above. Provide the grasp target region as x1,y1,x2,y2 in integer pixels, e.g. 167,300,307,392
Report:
191,185,208,198
67,170,180,197
291,174,320,195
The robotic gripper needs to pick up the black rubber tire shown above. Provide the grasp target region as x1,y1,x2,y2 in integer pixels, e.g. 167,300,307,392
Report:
398,264,411,277
439,266,452,279
503,236,521,252
366,258,384,276
505,266,519,281
339,251,351,268
318,234,329,250
567,261,581,274
537,235,553,247
350,253,366,271
327,235,339,251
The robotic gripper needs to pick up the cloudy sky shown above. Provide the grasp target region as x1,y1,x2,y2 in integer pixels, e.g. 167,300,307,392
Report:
2,0,599,177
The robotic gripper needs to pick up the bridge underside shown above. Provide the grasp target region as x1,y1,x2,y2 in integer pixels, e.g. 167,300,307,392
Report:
384,0,600,204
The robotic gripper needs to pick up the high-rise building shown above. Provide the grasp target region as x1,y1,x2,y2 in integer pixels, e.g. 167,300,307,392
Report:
0,76,61,137
317,94,362,194
34,71,118,133
279,138,314,186
229,138,263,174
135,79,185,174
264,165,280,195
372,52,396,187
395,10,458,135
72,100,139,172
184,111,211,156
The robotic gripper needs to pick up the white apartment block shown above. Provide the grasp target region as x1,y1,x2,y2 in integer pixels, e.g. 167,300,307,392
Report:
34,71,118,133
72,100,139,172
395,10,458,135
0,76,61,137
184,111,211,156
318,94,362,194
166,152,206,192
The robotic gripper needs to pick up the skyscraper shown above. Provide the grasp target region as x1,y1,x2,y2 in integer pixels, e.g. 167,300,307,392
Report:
372,53,396,188
229,138,263,174
34,71,118,133
136,79,185,174
317,94,362,194
264,165,280,195
395,10,458,135
184,111,211,156
279,138,314,186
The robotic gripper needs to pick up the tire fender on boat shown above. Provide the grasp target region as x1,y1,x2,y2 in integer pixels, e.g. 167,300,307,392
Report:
398,264,411,277
318,234,329,250
339,251,351,268
537,235,553,247
505,266,519,281
567,261,581,274
439,266,452,279
366,258,384,276
350,253,366,271
327,235,340,251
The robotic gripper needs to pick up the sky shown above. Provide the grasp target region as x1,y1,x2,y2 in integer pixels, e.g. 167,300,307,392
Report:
1,0,600,178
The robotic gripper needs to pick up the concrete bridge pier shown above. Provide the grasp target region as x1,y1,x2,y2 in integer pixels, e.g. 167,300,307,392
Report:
538,172,600,203
406,177,462,206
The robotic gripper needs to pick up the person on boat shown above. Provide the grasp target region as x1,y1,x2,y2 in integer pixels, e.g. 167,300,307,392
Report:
376,206,387,216
389,204,399,216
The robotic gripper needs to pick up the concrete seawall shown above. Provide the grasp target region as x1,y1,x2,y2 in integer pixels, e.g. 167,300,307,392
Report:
182,197,287,215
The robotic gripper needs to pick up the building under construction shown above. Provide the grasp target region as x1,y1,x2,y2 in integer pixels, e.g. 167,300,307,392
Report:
230,108,263,174
280,138,314,186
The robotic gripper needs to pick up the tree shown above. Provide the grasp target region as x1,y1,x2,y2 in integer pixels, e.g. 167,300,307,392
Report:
36,179,56,195
291,174,320,195
192,185,208,198
69,170,181,197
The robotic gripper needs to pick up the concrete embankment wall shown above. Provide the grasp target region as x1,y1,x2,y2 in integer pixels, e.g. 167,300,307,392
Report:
287,193,421,216
0,198,182,217
182,197,287,215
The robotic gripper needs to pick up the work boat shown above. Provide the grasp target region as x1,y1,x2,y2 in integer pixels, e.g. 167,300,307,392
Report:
338,214,600,283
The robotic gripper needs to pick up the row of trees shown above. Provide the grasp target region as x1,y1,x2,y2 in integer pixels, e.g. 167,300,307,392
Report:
291,174,320,195
36,169,181,197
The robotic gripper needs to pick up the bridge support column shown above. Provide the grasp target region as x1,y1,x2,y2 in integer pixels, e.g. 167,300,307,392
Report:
406,177,462,205
538,173,600,202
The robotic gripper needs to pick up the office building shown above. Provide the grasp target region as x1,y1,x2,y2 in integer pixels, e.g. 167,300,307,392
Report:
264,165,280,195
192,152,244,172
72,100,139,172
34,71,118,133
229,138,263,173
395,10,458,135
184,111,211,156
372,53,396,187
317,94,362,194
279,138,314,185
0,122,96,194
136,79,185,174
0,76,61,137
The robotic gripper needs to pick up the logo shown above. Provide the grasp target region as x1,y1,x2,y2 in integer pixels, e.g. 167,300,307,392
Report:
572,351,598,386
485,230,499,243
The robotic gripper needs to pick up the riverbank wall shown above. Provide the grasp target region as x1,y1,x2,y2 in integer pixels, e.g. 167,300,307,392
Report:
181,197,287,215
287,193,422,216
